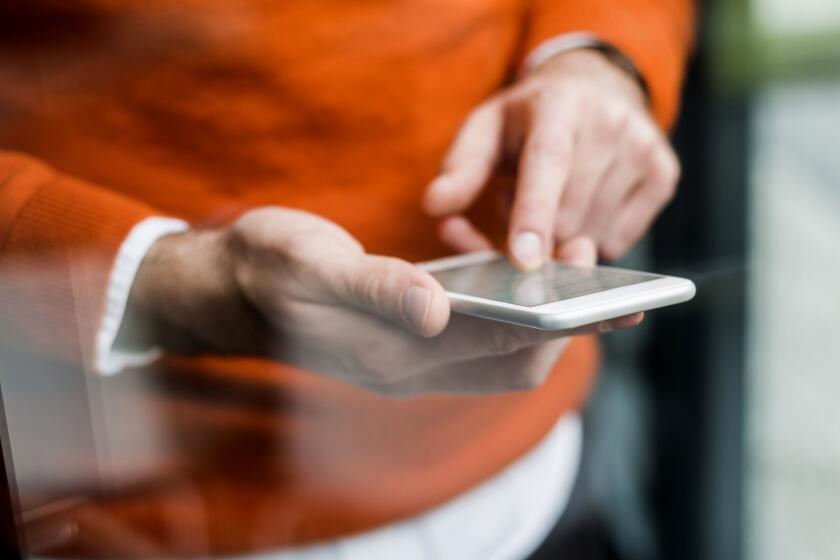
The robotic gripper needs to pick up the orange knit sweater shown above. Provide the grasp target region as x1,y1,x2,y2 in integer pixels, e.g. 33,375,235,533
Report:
0,1,693,556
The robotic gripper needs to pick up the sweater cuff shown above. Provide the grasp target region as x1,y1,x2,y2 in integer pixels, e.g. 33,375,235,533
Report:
96,217,189,376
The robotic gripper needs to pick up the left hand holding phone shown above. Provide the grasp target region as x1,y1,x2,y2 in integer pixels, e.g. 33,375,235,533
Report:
122,208,641,396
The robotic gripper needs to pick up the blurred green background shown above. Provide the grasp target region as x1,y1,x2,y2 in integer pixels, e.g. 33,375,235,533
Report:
712,0,840,88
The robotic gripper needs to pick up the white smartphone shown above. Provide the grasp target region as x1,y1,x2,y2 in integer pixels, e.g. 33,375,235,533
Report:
419,251,696,330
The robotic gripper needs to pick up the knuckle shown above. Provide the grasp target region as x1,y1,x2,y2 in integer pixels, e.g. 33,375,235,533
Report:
629,122,659,157
354,268,385,310
530,84,565,107
357,258,412,312
286,233,318,259
647,153,680,203
528,136,572,166
595,102,629,136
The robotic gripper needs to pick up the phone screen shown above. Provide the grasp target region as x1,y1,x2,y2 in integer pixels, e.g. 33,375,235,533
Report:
429,257,663,308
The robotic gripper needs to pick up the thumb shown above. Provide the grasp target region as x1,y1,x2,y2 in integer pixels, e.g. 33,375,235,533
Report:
423,100,504,217
332,254,451,337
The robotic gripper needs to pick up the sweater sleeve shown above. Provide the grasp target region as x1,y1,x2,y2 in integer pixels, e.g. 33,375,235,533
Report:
0,150,161,370
523,0,696,130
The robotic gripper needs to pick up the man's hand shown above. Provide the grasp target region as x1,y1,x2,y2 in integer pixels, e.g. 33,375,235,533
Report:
122,207,641,397
423,49,680,268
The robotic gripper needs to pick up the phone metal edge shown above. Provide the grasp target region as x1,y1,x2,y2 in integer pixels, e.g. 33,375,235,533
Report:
446,276,696,330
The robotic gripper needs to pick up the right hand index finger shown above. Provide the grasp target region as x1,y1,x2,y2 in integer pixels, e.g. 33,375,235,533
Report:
509,96,577,271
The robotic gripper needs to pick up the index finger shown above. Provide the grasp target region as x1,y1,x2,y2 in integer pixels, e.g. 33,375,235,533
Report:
509,95,578,271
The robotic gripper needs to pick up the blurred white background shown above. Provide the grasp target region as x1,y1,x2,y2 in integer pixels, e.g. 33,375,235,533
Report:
747,1,840,559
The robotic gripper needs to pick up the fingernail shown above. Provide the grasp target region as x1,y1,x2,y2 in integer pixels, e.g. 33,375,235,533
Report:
512,231,544,270
401,286,432,333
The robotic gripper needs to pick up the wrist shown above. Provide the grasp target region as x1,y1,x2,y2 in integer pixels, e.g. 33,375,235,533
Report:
118,228,265,355
532,48,647,109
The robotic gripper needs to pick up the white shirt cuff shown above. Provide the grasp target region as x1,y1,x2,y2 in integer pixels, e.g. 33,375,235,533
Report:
95,217,190,376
